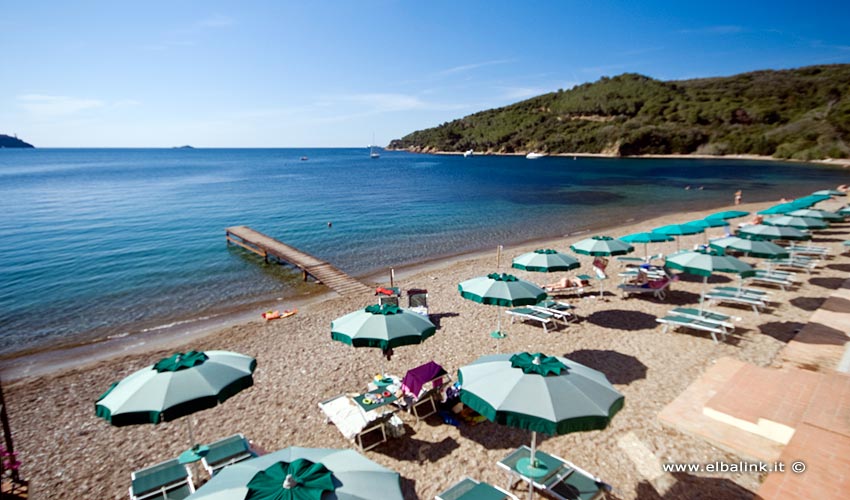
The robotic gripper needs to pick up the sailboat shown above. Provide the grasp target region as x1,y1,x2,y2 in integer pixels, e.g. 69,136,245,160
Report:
370,134,380,159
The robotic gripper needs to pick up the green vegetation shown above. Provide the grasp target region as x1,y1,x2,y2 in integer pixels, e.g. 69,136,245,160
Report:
388,65,850,160
0,134,34,148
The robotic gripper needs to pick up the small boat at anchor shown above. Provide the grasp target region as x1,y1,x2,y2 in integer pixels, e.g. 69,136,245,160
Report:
526,152,547,159
463,149,474,157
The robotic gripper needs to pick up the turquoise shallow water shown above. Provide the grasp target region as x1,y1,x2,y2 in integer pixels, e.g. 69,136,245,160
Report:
0,148,846,356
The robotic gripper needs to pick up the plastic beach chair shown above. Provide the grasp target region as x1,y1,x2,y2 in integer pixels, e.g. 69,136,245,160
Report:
748,270,797,291
656,315,729,344
710,286,772,300
496,446,610,500
668,307,738,333
200,434,256,476
703,290,766,315
505,307,556,333
532,299,578,323
129,458,194,500
436,477,519,500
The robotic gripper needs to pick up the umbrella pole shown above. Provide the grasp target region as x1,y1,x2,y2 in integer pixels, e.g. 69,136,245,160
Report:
492,306,505,338
699,276,708,313
528,431,538,500
186,416,196,449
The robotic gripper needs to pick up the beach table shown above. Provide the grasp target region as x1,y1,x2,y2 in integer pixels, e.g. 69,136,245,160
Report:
352,391,399,413
436,477,518,500
496,446,608,500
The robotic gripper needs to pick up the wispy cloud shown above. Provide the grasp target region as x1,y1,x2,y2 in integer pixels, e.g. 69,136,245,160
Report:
17,94,105,116
678,25,745,35
436,59,516,76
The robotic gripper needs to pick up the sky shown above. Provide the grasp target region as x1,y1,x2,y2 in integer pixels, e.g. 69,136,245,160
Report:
2,0,849,147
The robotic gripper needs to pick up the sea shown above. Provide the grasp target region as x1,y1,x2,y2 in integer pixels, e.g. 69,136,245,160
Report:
1,148,847,358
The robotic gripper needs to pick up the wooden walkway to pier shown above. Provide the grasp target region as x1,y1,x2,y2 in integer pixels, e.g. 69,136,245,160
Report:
226,226,371,297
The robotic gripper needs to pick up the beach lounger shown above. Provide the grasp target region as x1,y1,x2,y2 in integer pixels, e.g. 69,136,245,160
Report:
785,244,830,258
656,315,729,344
618,276,673,300
400,361,450,422
318,394,401,451
542,277,590,297
129,458,194,500
407,288,429,318
703,291,766,315
768,256,817,273
710,286,773,299
505,307,556,333
200,433,256,476
532,299,578,323
497,446,610,500
668,307,739,333
436,477,519,500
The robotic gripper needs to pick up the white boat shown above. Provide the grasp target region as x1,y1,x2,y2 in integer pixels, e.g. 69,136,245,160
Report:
526,152,547,159
370,134,380,159
463,149,474,157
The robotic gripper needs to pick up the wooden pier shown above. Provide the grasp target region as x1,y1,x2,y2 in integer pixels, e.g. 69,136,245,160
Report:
226,226,371,297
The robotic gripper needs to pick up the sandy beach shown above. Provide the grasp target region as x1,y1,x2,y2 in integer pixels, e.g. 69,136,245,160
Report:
4,197,849,499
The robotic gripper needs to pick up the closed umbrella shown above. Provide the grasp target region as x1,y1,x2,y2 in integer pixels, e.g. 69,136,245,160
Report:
186,447,403,500
787,209,845,222
512,249,580,272
665,249,755,311
459,352,623,500
652,223,704,251
737,224,811,241
459,273,547,338
618,232,673,260
331,304,436,376
763,215,829,230
96,350,256,461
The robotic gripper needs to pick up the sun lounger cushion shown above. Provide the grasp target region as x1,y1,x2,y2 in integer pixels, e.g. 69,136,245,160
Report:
130,458,194,500
437,477,518,500
201,434,255,476
656,315,728,343
704,291,766,312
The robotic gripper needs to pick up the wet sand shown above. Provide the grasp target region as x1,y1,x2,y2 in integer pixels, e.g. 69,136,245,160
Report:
3,198,849,499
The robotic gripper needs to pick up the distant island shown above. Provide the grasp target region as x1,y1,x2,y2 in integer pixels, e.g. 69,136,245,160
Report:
389,64,850,161
173,145,194,149
0,134,34,148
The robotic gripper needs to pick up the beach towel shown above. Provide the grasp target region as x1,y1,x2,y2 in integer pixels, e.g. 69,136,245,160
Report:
401,361,448,397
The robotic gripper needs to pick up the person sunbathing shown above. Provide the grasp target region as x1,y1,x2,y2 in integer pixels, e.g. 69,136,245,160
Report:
544,276,588,289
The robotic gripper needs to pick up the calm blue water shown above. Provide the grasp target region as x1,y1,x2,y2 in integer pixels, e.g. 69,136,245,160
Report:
0,148,846,356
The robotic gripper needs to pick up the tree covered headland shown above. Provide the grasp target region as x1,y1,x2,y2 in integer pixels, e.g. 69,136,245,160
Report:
388,65,850,160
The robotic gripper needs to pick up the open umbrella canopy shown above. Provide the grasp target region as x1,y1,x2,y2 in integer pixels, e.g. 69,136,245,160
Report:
651,223,704,236
787,209,845,222
840,206,850,216
570,236,634,256
186,447,403,500
512,249,580,272
685,218,729,229
706,210,749,221
331,304,436,350
763,215,829,230
458,273,547,307
757,203,797,215
95,350,257,427
812,189,846,196
791,194,831,208
708,236,790,259
737,224,811,241
618,232,674,244
664,249,755,278
458,352,624,435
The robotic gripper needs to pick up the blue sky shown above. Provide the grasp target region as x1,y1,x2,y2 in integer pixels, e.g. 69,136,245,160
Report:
2,0,849,147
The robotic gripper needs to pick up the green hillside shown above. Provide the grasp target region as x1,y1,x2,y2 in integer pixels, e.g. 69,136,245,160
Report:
388,65,850,160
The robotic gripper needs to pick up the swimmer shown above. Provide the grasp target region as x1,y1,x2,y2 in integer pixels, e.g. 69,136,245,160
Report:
327,221,332,228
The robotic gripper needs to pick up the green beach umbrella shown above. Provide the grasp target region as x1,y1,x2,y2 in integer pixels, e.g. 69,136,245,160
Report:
812,189,846,196
665,249,755,311
652,223,705,251
840,206,850,217
95,350,257,460
706,210,749,221
186,447,403,500
331,303,436,375
619,232,674,260
458,352,623,498
791,194,831,208
458,273,547,338
685,218,730,243
758,203,797,215
512,249,580,272
787,209,845,222
709,236,790,260
570,235,634,256
737,224,811,241
763,215,829,230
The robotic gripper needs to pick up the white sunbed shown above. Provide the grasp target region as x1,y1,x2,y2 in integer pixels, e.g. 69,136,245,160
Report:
542,277,590,297
532,299,578,323
505,307,557,333
710,286,773,299
618,276,673,300
768,256,817,273
656,315,729,344
786,244,830,258
668,307,739,333
703,290,766,315
318,394,402,452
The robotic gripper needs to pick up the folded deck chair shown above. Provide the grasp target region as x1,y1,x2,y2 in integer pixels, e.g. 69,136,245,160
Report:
618,276,673,300
318,394,399,451
400,361,449,422
542,277,590,297
668,307,739,333
497,446,610,500
201,433,256,476
505,307,556,333
703,291,766,315
656,315,729,344
436,477,519,500
532,299,578,323
129,458,194,500
406,288,429,318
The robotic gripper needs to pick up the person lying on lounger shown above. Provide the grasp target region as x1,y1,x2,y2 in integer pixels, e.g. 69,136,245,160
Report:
544,276,589,289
